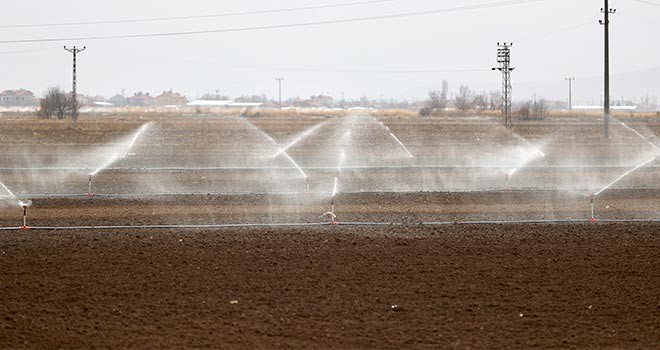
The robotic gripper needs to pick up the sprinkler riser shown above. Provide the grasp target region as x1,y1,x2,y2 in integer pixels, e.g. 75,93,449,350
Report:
87,175,94,197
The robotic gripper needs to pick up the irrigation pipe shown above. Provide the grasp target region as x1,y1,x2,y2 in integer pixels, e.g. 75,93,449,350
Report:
5,186,660,200
1,164,660,172
1,219,658,232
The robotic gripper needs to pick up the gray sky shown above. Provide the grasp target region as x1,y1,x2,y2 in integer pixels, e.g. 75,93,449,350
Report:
0,0,658,103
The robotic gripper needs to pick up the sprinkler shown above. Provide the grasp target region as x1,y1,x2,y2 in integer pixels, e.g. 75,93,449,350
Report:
589,194,598,223
504,173,511,192
19,200,32,230
86,175,94,197
319,211,338,225
319,177,339,225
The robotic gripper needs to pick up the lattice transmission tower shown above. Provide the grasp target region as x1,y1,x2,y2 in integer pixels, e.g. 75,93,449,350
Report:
492,43,514,128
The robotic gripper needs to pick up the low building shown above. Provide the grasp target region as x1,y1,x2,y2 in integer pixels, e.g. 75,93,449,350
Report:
109,94,127,107
128,92,155,107
293,95,334,108
0,89,37,107
156,90,188,106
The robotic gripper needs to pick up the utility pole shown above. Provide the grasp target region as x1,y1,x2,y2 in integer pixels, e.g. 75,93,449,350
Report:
600,0,616,138
276,77,284,109
565,77,575,110
492,43,514,128
64,45,86,121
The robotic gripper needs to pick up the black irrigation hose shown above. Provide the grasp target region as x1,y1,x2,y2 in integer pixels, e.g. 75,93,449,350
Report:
2,219,658,231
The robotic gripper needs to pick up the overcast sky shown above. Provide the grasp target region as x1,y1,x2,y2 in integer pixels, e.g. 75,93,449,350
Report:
0,0,658,102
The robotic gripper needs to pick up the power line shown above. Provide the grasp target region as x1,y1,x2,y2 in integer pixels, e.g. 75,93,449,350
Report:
0,0,545,44
0,0,397,29
95,48,489,74
515,21,594,42
631,0,660,7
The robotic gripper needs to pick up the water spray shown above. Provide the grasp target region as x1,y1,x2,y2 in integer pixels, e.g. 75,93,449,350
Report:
617,120,660,153
331,177,339,212
337,150,346,173
272,122,327,158
0,181,16,201
389,133,415,159
87,123,152,195
241,118,308,182
594,156,657,197
588,155,658,222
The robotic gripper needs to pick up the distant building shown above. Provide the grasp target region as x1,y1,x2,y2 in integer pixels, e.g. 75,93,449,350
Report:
0,89,37,107
128,92,155,107
294,95,334,108
155,90,188,106
109,94,127,107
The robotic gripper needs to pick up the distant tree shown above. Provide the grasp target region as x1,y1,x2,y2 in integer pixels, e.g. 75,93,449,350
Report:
420,80,449,116
439,79,448,109
453,85,475,114
473,91,488,114
38,87,70,120
200,93,230,100
516,99,546,120
488,90,502,111
516,102,530,120
530,98,546,120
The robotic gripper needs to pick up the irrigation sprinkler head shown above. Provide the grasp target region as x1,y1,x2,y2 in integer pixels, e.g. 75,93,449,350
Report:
18,199,32,208
319,211,338,225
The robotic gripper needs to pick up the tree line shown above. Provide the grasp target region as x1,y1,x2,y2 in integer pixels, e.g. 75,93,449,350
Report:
37,87,80,122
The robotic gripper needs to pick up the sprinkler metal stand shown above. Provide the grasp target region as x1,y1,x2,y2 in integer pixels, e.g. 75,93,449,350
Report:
19,203,31,231
505,174,511,192
589,194,598,223
86,175,94,197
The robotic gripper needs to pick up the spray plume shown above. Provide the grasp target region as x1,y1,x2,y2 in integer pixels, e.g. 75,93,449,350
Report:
90,123,152,176
594,156,657,196
272,122,327,158
240,118,307,178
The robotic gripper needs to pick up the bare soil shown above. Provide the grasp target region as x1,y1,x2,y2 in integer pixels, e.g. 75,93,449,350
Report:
1,224,659,349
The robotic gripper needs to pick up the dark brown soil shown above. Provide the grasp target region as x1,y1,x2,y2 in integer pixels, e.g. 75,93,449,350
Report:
1,224,658,349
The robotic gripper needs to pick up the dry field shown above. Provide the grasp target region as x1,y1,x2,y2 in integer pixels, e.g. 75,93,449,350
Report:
0,113,659,349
